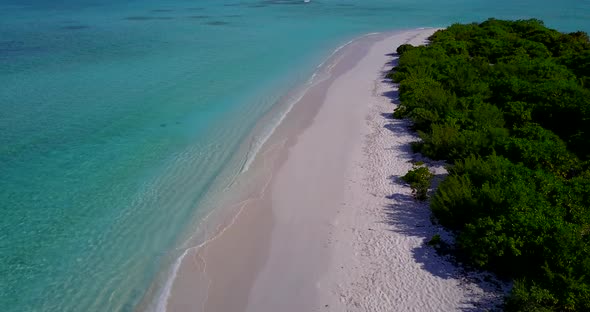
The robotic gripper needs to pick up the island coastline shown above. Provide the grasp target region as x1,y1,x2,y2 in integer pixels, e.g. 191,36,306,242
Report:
159,28,503,312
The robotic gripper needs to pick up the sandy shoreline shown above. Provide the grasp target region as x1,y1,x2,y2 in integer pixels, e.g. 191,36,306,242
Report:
161,29,505,312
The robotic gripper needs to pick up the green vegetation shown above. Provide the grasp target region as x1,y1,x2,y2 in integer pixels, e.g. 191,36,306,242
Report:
401,164,434,200
390,19,590,311
427,234,442,246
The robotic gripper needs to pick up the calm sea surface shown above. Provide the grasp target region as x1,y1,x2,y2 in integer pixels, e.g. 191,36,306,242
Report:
1,0,588,311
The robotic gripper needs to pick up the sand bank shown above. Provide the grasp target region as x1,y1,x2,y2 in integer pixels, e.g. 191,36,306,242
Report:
161,29,505,312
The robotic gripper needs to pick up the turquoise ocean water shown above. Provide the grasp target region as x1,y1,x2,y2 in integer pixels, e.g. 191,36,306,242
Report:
1,0,588,311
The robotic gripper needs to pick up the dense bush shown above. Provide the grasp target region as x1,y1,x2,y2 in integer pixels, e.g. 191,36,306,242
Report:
396,43,416,56
391,19,590,311
401,165,434,200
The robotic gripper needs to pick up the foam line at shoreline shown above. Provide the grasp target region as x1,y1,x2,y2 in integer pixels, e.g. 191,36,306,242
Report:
240,32,382,173
146,28,439,312
146,31,382,312
148,139,286,312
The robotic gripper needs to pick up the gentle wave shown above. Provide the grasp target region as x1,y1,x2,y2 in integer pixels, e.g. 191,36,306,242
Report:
241,32,382,173
148,32,384,312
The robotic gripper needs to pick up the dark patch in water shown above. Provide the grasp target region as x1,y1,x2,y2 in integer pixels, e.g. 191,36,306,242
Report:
186,7,205,11
0,41,43,57
224,14,242,18
262,0,307,5
151,9,173,13
247,4,267,8
365,7,397,12
61,25,89,30
125,16,154,21
336,3,355,7
0,40,23,46
160,123,167,127
124,16,173,21
205,21,230,26
188,15,210,19
223,3,242,7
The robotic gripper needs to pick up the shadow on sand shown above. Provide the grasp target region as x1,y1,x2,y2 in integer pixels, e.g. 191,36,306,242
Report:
376,58,507,311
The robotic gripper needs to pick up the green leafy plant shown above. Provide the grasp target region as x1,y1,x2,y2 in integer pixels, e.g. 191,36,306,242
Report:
401,165,434,200
391,18,590,311
427,234,442,246
396,43,415,56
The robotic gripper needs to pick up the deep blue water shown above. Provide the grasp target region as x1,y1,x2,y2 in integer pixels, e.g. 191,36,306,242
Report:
1,0,589,311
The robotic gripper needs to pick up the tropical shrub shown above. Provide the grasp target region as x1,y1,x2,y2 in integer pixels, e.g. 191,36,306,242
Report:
401,165,434,200
390,18,590,311
396,43,415,56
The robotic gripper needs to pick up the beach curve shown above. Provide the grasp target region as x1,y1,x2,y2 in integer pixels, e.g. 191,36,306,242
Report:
158,28,504,312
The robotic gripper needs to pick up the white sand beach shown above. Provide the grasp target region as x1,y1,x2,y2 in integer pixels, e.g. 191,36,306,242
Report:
161,29,505,312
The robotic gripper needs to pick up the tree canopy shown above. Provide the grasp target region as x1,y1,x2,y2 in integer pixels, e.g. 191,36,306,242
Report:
391,19,590,311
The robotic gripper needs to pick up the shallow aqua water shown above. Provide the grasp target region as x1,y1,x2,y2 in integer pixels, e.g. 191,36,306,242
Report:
1,0,589,311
